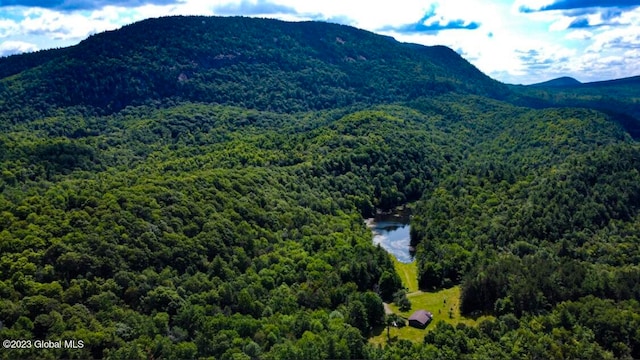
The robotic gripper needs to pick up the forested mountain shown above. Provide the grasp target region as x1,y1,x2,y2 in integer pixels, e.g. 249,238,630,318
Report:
0,15,506,124
511,75,640,139
0,15,639,360
530,76,581,87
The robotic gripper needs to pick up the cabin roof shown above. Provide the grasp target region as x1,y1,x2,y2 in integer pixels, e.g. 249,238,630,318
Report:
408,309,432,325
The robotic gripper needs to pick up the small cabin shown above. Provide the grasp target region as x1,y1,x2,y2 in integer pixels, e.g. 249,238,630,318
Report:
408,309,433,329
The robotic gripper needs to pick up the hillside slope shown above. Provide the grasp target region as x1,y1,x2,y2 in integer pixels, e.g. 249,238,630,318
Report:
511,75,640,138
530,76,581,87
0,16,506,121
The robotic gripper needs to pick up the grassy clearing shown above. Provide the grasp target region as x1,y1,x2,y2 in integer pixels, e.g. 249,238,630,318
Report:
369,258,493,346
389,261,475,327
370,321,427,345
369,282,494,346
392,258,418,292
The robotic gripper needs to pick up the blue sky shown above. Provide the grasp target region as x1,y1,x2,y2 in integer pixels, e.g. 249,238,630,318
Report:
1,0,639,84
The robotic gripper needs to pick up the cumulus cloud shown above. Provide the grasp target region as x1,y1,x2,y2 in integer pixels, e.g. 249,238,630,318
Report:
517,48,567,72
0,0,183,12
0,18,19,37
17,8,117,39
0,39,37,56
520,0,640,12
316,14,354,26
602,8,624,19
573,52,635,79
586,28,640,52
559,26,640,80
565,28,593,39
567,11,626,28
568,17,591,27
381,5,481,34
213,0,298,16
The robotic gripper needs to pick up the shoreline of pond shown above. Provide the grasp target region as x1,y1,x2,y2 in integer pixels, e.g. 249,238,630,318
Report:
366,205,415,264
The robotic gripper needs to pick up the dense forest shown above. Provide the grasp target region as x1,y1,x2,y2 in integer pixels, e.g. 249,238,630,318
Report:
510,76,640,139
0,15,639,359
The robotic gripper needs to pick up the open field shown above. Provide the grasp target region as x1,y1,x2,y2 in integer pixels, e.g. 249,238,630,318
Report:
370,286,494,345
392,257,419,293
370,260,493,346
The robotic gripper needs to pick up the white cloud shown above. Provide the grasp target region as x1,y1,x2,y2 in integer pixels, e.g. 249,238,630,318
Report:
585,26,640,53
128,2,213,20
19,8,119,40
549,15,575,31
0,19,19,37
513,0,556,11
619,6,640,24
0,39,38,56
428,1,493,26
625,48,640,57
565,29,592,40
265,0,426,29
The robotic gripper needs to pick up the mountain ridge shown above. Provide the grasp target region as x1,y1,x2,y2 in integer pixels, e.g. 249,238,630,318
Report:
0,15,507,119
578,74,640,88
530,76,582,87
529,75,640,88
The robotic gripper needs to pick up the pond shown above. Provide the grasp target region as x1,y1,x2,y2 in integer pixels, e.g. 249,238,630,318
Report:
366,208,414,263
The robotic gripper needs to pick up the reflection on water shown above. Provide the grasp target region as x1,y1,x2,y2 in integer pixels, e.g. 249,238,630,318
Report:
367,210,414,263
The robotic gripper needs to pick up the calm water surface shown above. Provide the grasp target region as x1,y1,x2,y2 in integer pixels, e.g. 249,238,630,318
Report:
367,210,414,263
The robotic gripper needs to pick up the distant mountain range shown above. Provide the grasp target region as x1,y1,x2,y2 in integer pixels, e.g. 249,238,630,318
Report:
531,75,640,89
511,74,640,138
